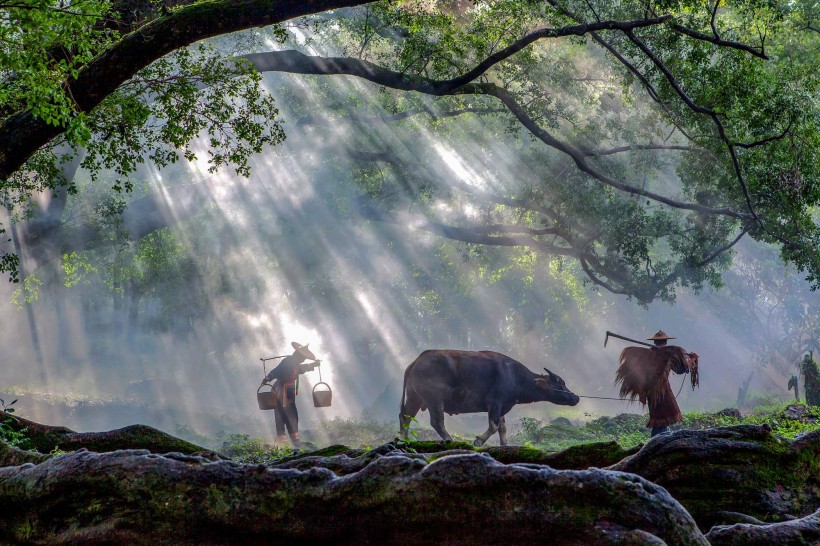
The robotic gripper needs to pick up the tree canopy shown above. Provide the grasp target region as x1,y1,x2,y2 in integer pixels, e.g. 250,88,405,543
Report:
1,0,818,304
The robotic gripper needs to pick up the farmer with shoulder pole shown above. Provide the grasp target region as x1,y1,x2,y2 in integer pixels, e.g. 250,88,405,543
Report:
605,330,700,437
260,342,321,447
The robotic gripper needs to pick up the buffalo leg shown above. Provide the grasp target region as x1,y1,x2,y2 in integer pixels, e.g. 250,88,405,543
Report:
428,403,452,442
399,389,423,439
474,406,502,447
497,415,508,446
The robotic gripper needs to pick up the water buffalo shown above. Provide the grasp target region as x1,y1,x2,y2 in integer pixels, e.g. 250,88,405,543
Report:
399,349,580,446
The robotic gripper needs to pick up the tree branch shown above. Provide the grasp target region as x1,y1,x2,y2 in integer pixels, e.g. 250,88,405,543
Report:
361,208,583,259
478,83,750,219
245,50,750,220
584,143,696,156
623,29,794,246
732,121,792,149
241,15,671,96
579,256,632,297
297,105,504,127
652,223,753,294
587,32,707,149
346,148,597,239
669,23,768,59
0,0,371,181
695,224,752,268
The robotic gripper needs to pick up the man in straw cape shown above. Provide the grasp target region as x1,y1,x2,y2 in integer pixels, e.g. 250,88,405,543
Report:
615,331,699,437
261,342,321,446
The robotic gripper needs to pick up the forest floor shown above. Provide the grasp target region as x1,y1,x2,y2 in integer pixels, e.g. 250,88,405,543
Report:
216,402,820,463
2,384,818,463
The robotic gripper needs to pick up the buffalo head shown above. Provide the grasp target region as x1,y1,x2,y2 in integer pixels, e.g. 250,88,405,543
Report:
533,367,580,406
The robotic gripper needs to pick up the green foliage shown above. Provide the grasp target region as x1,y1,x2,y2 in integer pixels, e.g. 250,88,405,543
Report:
0,399,34,450
174,424,211,448
10,275,42,309
208,402,820,459
0,251,20,283
48,445,67,457
54,222,208,332
700,244,819,374
740,403,820,438
62,252,98,288
82,44,284,181
800,354,820,404
316,415,438,446
511,402,820,452
512,414,650,451
0,0,117,129
328,0,820,302
217,433,293,463
0,0,817,304
743,391,789,410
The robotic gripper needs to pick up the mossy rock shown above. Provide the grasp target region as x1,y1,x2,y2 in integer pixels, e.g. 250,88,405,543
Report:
538,441,641,469
272,443,365,464
396,439,640,470
400,439,478,453
0,440,47,466
0,445,708,545
1,413,74,453
57,424,215,456
705,507,820,545
1,414,215,457
611,424,820,529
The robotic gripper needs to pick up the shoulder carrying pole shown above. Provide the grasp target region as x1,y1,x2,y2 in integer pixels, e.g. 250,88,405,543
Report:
604,331,654,348
260,355,287,376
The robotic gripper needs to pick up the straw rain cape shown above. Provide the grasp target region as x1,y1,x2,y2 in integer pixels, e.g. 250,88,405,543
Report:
615,346,699,428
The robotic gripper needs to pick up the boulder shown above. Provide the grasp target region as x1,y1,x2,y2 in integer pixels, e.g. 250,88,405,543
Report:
782,404,816,422
0,444,707,545
1,413,217,457
716,408,742,419
610,424,820,529
0,440,47,467
706,508,820,545
402,440,641,470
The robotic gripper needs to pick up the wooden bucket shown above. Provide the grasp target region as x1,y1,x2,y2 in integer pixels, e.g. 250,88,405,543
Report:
312,382,332,408
257,384,278,410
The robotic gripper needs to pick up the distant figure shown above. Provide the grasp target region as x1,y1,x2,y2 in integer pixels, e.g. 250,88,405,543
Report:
801,353,820,406
615,331,699,437
737,370,754,408
787,374,800,402
261,342,321,447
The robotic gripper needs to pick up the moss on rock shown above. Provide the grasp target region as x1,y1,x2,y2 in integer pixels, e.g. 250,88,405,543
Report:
0,439,47,466
611,425,820,529
0,446,708,545
1,414,216,457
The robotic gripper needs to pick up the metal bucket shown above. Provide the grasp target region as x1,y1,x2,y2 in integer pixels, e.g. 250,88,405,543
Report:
312,382,332,408
257,384,278,411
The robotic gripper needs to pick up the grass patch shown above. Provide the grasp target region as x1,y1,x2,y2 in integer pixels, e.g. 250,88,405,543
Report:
510,402,820,452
